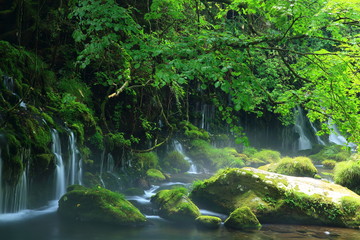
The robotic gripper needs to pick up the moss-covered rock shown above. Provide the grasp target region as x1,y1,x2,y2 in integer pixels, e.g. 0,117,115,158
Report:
161,151,190,173
132,152,159,172
259,156,317,177
224,206,261,230
58,185,147,226
180,121,210,141
334,160,360,194
190,167,360,228
187,139,245,170
146,168,166,182
195,215,222,229
151,188,200,223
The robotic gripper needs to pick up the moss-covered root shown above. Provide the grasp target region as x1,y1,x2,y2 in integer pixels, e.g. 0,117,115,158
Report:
58,185,147,226
151,188,200,223
195,215,222,229
224,206,261,230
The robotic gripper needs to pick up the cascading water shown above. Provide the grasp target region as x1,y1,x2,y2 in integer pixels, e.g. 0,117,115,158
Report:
328,120,356,150
294,106,312,151
51,129,66,199
173,140,198,174
2,76,27,109
99,152,115,188
0,149,29,214
67,129,82,185
309,121,326,145
199,104,215,132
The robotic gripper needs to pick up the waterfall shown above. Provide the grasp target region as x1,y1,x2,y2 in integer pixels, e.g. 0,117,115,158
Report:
51,129,66,199
67,130,82,185
173,140,198,174
328,120,356,150
0,149,29,214
2,76,27,109
51,128,83,199
200,104,215,132
294,106,312,151
99,151,115,188
309,121,326,145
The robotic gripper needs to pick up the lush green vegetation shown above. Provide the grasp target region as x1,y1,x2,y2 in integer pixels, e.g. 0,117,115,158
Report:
1,0,360,217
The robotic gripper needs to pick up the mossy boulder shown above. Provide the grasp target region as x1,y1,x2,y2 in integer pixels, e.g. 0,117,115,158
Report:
195,215,222,229
146,169,166,182
224,206,261,230
334,160,360,194
151,188,200,223
132,152,159,172
190,167,360,228
162,151,190,173
58,185,147,226
259,156,317,177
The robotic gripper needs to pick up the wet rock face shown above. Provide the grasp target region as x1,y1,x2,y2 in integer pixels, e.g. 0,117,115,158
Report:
58,185,147,226
190,167,360,228
151,188,200,223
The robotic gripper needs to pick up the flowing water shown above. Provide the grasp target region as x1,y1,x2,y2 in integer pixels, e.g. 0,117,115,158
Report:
1,129,360,238
173,140,199,174
1,168,360,239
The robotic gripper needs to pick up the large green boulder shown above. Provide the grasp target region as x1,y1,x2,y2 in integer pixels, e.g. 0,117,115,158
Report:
151,188,200,223
58,185,147,226
224,206,261,230
190,167,360,228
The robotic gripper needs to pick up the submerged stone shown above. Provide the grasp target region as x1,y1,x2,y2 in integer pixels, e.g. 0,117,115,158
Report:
224,206,261,230
58,185,147,226
151,188,200,223
195,215,222,229
190,167,360,228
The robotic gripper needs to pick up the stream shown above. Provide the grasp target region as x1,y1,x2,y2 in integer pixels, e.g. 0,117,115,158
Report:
1,171,360,240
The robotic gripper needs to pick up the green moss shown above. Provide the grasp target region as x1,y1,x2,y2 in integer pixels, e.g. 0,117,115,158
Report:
252,149,281,164
88,126,104,150
322,160,337,169
187,139,245,170
58,186,147,226
133,152,159,172
146,169,166,182
162,151,190,173
191,167,360,228
195,215,222,229
41,112,55,126
243,146,258,157
151,188,200,223
180,121,210,141
224,206,261,230
268,156,318,177
334,161,360,194
309,144,351,163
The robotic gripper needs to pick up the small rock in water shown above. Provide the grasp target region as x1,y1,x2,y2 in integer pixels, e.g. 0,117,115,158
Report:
324,231,330,235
